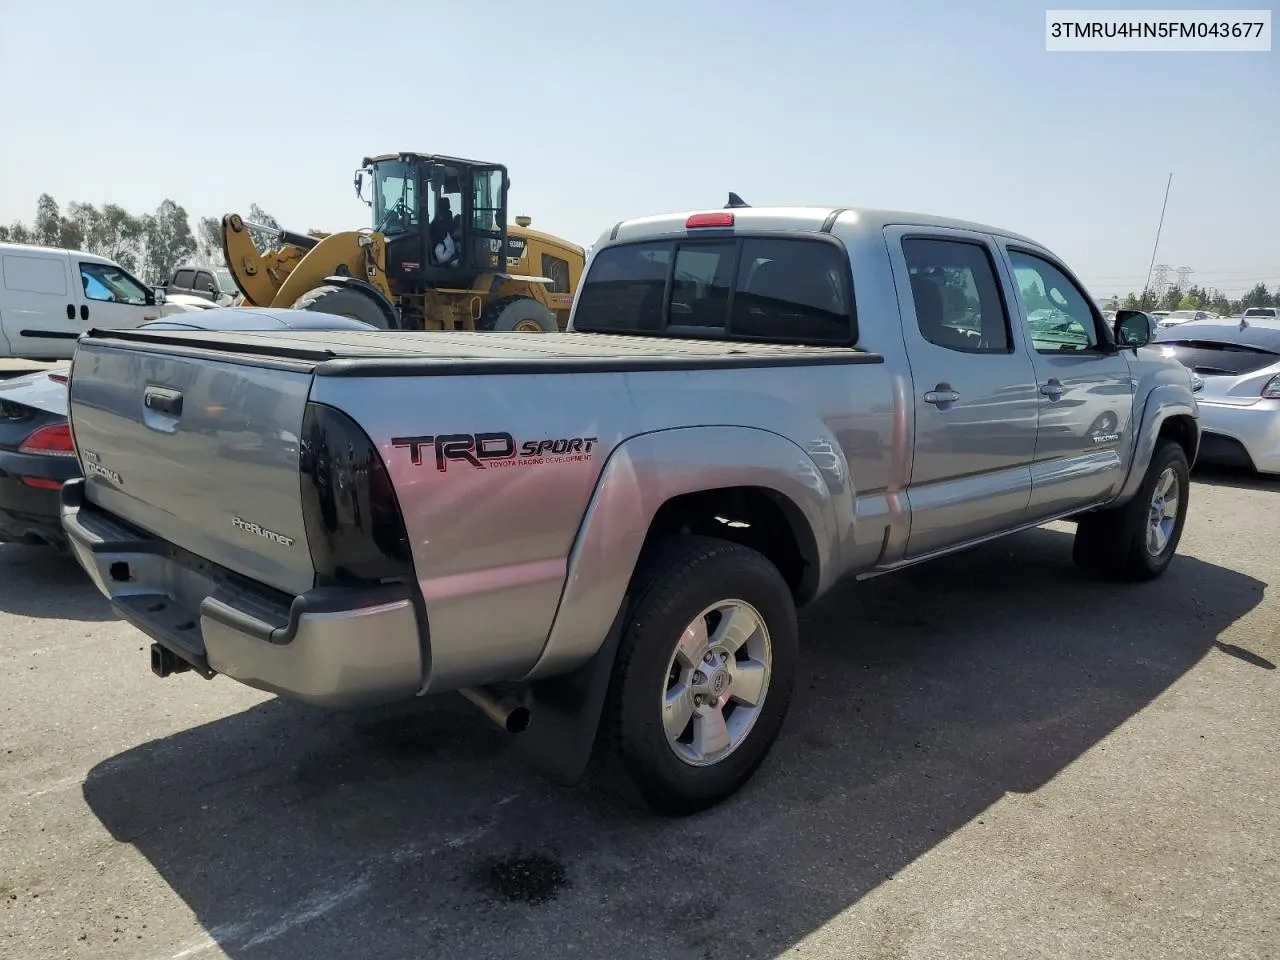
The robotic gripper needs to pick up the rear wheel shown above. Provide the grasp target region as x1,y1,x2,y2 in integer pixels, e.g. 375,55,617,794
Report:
601,536,798,815
1073,438,1190,581
291,285,393,329
478,296,558,333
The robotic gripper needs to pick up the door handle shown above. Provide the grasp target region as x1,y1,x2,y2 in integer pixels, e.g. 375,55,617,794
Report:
1040,379,1064,400
924,386,961,407
80,304,89,322
143,386,184,416
66,304,75,320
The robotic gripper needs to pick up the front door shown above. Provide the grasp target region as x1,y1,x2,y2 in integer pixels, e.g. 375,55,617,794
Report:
886,227,1041,559
74,260,159,333
999,245,1136,517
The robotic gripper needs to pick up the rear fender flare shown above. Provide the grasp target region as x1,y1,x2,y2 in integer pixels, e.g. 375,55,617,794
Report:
1116,384,1200,503
522,425,847,684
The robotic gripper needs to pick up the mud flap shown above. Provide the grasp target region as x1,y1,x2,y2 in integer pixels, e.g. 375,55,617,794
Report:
512,597,628,786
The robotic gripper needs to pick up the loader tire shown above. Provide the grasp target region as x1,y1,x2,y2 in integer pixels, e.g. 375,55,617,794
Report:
292,285,393,329
478,296,558,333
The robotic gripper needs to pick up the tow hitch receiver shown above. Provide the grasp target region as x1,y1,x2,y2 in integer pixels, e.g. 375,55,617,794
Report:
150,643,193,678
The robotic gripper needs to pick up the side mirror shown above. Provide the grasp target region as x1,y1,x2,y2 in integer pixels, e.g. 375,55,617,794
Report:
1114,309,1152,348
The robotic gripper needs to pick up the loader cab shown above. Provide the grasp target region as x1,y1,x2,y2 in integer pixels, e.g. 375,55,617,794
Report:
356,152,510,290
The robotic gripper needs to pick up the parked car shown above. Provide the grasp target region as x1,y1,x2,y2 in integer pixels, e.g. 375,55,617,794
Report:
0,307,377,550
161,264,240,306
1154,315,1280,475
0,241,215,361
1242,307,1279,320
58,203,1200,815
1159,309,1211,329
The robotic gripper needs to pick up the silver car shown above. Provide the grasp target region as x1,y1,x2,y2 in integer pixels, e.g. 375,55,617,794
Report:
1155,317,1280,475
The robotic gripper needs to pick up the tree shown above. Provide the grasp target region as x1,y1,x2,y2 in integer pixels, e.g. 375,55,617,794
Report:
1241,282,1272,310
1177,293,1198,310
246,203,280,254
138,199,197,282
194,216,223,267
1159,285,1184,312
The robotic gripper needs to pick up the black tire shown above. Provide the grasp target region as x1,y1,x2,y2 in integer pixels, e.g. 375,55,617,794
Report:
291,284,393,329
1073,438,1190,581
601,535,798,816
478,295,558,333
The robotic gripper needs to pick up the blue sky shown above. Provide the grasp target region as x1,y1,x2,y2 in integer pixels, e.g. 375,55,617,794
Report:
0,0,1275,299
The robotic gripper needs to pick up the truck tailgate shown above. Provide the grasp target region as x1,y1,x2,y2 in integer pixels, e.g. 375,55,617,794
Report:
68,340,317,596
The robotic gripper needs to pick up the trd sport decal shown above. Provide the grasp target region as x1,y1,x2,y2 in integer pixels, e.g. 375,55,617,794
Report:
391,432,598,472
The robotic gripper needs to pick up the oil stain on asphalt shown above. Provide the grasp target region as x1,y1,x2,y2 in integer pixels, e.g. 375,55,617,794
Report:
481,853,570,905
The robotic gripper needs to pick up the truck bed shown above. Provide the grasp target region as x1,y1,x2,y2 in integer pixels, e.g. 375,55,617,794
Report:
85,327,885,374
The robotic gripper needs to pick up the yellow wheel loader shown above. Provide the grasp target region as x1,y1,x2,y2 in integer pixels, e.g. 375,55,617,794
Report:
220,153,585,332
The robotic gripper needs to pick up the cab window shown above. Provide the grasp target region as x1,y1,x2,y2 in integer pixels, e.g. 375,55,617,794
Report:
1007,249,1101,352
902,237,1011,354
79,262,149,305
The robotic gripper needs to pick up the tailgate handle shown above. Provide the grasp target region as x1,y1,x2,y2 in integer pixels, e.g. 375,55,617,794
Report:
143,387,184,417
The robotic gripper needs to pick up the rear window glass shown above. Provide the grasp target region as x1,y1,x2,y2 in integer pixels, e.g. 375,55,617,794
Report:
572,242,671,332
573,236,854,344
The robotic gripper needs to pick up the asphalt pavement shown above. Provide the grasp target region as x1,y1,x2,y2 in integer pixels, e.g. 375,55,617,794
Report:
1,469,1276,960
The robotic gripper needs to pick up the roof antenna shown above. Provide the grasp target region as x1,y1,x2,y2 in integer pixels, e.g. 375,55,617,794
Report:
725,192,750,209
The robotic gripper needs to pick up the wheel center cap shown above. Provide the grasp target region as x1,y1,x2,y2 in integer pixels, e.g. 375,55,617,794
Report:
709,669,729,697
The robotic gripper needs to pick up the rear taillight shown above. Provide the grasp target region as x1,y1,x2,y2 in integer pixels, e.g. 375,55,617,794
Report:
1262,375,1280,400
18,423,76,457
20,477,63,490
299,402,414,586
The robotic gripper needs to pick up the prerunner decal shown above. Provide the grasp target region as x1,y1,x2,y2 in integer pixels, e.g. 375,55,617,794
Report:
391,432,598,472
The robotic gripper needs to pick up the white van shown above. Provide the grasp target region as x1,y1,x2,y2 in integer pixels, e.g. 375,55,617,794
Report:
0,242,190,360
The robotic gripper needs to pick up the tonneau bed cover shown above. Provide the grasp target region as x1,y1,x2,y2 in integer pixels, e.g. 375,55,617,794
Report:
81,328,884,375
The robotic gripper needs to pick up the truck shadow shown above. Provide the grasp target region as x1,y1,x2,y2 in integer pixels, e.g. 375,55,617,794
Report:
0,542,115,621
81,526,1265,960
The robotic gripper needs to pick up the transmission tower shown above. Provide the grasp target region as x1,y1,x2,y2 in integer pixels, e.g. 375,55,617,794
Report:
1175,266,1193,291
1151,264,1170,294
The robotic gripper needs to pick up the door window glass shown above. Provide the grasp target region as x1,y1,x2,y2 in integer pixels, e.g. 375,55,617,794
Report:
79,262,149,305
1007,250,1100,352
902,237,1011,353
471,169,505,232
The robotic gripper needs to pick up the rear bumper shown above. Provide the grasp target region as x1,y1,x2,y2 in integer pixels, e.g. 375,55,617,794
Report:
60,478,426,708
1195,398,1280,475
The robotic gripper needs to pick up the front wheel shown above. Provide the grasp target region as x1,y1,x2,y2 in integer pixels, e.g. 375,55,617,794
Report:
602,536,798,815
291,284,393,329
1073,438,1191,581
478,296,558,332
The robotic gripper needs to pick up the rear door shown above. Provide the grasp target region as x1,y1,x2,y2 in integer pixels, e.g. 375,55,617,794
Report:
75,260,161,332
885,226,1040,559
998,244,1136,516
69,339,318,595
0,250,80,358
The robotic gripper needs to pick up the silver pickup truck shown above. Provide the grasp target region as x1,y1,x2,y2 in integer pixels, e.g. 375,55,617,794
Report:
60,203,1200,814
